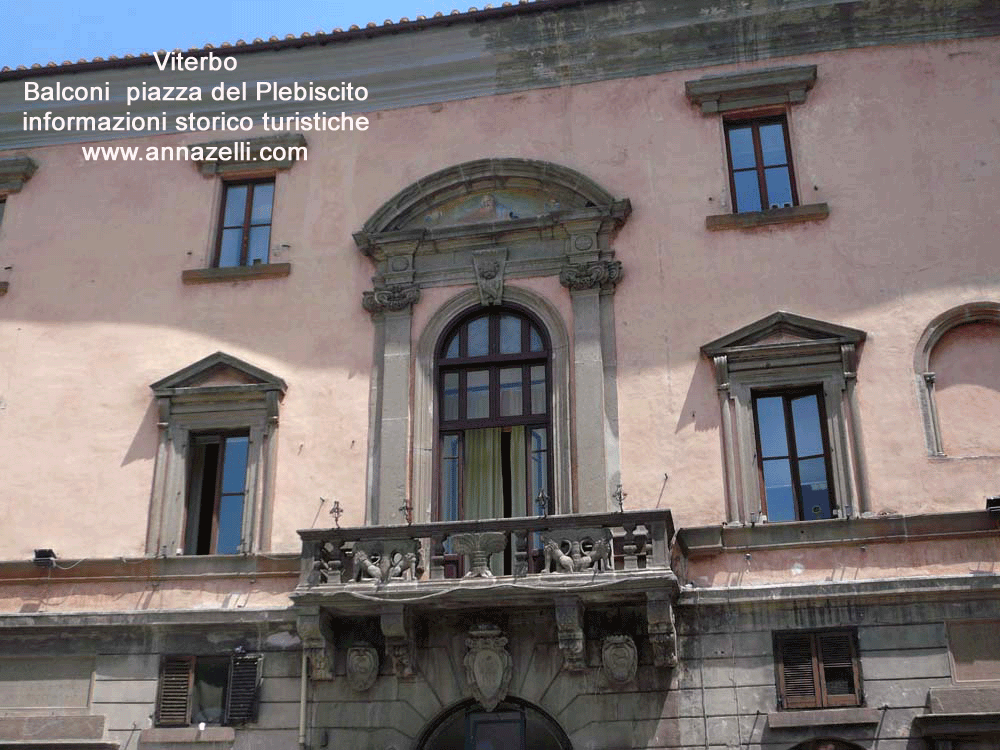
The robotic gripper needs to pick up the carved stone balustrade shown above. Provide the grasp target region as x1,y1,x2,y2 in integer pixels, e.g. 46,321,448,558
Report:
293,510,679,678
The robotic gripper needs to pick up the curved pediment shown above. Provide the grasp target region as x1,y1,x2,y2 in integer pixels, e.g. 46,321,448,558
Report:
358,158,623,235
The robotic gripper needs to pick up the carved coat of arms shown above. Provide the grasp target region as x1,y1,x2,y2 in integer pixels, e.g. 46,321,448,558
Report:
464,624,512,712
601,635,638,684
346,643,379,692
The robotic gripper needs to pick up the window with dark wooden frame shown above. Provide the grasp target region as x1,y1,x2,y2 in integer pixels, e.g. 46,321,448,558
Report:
215,179,274,267
436,307,552,529
184,432,250,555
775,631,862,710
155,654,261,727
0,198,6,227
725,116,798,213
752,387,836,522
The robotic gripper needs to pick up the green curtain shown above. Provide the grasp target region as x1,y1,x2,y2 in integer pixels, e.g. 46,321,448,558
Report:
509,426,526,516
463,428,503,521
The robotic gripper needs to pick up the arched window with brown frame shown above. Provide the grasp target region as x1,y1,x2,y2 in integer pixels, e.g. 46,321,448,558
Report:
436,305,552,524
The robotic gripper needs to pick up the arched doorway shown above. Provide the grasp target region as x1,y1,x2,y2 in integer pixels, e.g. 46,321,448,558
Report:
417,697,572,750
789,740,868,750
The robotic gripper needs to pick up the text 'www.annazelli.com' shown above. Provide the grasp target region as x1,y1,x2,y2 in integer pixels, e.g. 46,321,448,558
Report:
80,142,307,162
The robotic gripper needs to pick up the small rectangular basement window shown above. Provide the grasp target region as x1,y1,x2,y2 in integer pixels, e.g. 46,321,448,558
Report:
156,654,261,727
775,630,862,709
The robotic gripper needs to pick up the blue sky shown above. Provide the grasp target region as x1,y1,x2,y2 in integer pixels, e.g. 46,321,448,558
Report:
1,0,456,70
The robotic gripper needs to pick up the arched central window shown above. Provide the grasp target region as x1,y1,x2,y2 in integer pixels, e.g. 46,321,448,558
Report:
437,306,552,522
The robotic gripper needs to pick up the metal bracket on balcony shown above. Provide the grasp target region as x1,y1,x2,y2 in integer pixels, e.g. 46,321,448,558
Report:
646,590,678,668
541,528,612,573
554,596,587,671
351,539,422,584
450,532,507,578
381,607,417,678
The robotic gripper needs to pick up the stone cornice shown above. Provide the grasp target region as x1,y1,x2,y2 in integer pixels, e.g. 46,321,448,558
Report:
685,65,818,114
0,156,38,194
194,133,307,176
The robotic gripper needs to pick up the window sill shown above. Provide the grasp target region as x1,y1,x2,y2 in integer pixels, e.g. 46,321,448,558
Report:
140,728,235,744
181,263,291,284
706,202,829,231
768,707,881,728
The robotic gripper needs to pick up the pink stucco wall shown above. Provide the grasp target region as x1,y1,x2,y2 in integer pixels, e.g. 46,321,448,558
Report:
0,38,998,559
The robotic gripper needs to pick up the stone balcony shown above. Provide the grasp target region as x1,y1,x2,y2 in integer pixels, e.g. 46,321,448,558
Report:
292,510,679,679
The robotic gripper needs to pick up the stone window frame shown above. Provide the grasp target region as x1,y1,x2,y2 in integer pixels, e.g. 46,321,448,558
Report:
913,301,1000,457
702,312,868,524
685,65,830,230
182,134,305,285
147,352,286,557
354,158,631,524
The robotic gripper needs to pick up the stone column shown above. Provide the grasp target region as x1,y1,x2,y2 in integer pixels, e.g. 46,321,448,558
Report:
362,284,420,525
560,259,623,514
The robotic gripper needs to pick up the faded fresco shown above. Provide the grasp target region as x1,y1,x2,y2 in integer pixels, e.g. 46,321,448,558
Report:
412,190,561,227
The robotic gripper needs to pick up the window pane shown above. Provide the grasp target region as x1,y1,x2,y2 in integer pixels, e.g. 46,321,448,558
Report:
530,365,547,415
247,226,270,265
467,316,489,356
791,395,824,457
762,458,796,521
499,368,523,416
250,183,274,224
733,171,762,213
499,315,522,354
191,657,228,725
529,325,543,352
759,123,789,166
442,372,459,421
756,397,789,458
216,493,244,554
444,334,459,359
440,435,460,522
218,228,243,267
727,127,757,170
764,167,793,209
529,427,548,502
798,457,833,519
466,370,490,419
222,185,248,226
221,437,249,494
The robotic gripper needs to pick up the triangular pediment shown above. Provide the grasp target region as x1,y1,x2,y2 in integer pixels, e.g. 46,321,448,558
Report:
151,352,287,395
702,311,866,356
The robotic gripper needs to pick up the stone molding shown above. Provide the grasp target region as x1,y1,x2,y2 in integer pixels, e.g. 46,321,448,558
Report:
361,283,420,315
685,64,818,114
702,311,868,522
194,134,307,176
0,156,37,194
541,528,613,573
464,624,512,711
767,707,882,728
181,263,291,284
558,260,623,292
349,539,421,583
705,203,830,230
912,301,1000,456
473,248,506,305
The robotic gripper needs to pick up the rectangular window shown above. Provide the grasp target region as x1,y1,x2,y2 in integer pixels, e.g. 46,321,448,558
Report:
215,180,274,267
184,433,250,555
775,630,861,709
753,387,835,522
725,116,798,213
155,654,261,727
0,199,5,227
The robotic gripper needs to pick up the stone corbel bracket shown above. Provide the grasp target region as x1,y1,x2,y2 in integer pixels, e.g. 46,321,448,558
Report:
554,596,587,671
0,156,38,194
559,259,623,293
297,609,335,680
362,282,421,315
646,590,678,668
381,606,417,678
472,248,507,306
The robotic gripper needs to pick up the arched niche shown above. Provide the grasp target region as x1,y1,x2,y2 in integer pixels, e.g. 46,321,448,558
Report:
357,159,631,524
416,697,573,750
914,302,1000,456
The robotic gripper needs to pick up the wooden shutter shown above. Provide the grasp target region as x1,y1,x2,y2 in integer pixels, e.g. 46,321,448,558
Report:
818,632,860,707
776,634,819,708
224,654,262,725
156,656,194,727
